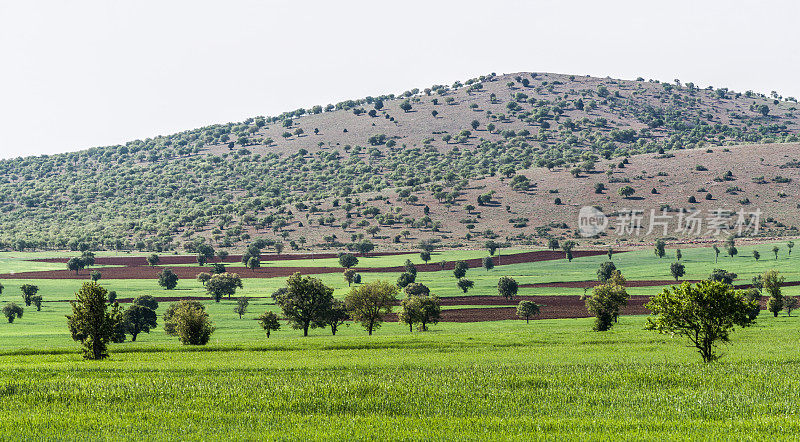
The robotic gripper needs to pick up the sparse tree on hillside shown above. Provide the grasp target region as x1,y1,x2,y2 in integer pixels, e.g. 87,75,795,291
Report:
618,186,635,199
753,250,760,261
713,245,720,263
788,241,794,256
772,245,780,260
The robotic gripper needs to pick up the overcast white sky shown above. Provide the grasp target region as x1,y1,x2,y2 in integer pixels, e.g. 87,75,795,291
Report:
1,0,798,159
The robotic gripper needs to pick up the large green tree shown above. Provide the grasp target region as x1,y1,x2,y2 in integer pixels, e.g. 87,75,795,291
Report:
273,273,334,336
66,282,122,360
344,280,397,335
645,280,757,362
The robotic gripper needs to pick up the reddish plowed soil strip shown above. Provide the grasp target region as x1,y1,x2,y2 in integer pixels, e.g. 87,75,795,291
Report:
6,250,611,280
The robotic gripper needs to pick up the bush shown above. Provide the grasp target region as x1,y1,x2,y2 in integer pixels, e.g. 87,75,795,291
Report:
168,302,215,345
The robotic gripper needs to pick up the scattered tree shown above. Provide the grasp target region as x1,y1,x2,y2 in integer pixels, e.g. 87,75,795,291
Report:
482,256,495,271
457,278,474,293
273,273,334,336
453,261,469,279
257,311,281,338
344,280,397,335
497,276,518,300
645,281,757,362
146,254,160,267
20,284,39,306
66,282,122,359
206,273,243,302
67,257,85,275
234,297,249,319
583,271,628,331
338,253,359,269
158,268,179,290
708,269,737,285
597,261,617,282
654,239,666,258
2,302,23,323
670,261,686,281
121,304,157,341
516,301,540,323
763,269,785,317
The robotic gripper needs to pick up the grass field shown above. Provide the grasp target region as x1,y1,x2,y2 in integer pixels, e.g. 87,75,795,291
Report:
1,241,799,439
1,316,799,439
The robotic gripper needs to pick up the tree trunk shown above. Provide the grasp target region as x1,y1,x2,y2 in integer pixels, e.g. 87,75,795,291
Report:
131,332,138,342
303,324,309,336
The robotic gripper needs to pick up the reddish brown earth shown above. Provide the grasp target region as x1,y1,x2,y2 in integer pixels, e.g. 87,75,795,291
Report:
7,250,609,280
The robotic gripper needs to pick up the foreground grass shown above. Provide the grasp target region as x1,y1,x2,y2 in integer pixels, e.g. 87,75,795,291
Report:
1,316,799,440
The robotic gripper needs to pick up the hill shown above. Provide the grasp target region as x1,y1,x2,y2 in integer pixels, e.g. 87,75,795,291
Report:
2,72,799,252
